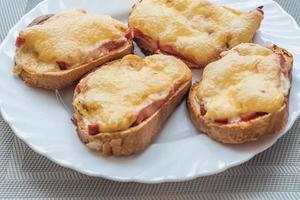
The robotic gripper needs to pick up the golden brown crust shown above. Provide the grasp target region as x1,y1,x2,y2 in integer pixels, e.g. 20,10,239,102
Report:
75,79,192,156
271,44,293,71
187,45,292,143
16,44,133,90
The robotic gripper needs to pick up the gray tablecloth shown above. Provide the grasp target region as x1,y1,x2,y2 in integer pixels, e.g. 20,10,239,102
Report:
1,0,300,199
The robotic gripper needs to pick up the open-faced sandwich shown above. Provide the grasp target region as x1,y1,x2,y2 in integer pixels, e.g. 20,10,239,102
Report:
129,0,264,68
187,43,292,143
14,9,133,90
72,54,192,156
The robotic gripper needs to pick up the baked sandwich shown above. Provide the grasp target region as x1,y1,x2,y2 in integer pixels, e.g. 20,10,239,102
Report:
187,43,292,143
14,9,133,90
72,54,192,156
129,0,264,68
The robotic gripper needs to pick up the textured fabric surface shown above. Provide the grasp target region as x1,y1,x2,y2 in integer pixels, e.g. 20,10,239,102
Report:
0,0,300,199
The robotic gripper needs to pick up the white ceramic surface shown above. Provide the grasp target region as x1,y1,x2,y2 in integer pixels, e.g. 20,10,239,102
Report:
0,0,300,183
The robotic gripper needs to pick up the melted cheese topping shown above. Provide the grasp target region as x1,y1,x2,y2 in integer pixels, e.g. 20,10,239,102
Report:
129,0,263,66
197,43,287,122
73,54,192,133
14,9,128,73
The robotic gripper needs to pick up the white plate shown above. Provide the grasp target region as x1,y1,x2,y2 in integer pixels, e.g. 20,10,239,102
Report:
0,0,300,183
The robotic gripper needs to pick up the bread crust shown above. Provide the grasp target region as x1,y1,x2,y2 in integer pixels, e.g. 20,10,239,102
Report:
75,79,192,156
187,45,292,143
14,15,133,90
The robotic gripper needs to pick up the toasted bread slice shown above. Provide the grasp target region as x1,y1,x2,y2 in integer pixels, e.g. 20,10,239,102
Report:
73,54,192,156
187,44,292,143
129,0,263,68
14,9,133,90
